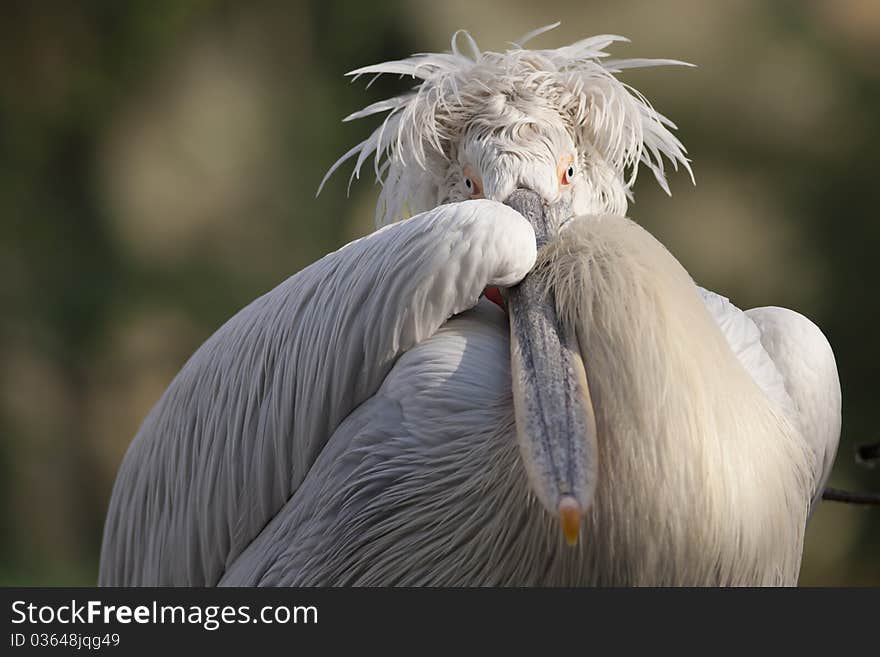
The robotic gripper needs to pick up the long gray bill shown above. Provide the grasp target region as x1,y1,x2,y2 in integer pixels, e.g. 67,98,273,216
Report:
503,189,598,547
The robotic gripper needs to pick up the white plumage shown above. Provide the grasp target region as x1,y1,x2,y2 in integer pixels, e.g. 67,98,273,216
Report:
99,27,841,586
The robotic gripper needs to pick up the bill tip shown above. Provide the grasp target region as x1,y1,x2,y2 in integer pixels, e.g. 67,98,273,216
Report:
558,496,582,547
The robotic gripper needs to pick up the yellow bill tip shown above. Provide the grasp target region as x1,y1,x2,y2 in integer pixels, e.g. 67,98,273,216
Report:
558,496,582,547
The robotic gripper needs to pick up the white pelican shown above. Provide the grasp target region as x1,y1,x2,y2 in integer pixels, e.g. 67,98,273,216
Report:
99,27,841,586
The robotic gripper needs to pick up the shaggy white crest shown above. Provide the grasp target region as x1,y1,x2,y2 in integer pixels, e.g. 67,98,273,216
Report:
319,23,695,225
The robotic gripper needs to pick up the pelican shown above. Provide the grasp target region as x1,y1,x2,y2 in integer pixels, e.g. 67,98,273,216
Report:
99,27,842,586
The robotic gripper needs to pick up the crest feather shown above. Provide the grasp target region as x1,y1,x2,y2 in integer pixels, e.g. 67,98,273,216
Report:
319,25,695,225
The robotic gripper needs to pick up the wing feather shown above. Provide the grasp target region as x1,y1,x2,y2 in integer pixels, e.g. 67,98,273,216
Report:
99,202,536,585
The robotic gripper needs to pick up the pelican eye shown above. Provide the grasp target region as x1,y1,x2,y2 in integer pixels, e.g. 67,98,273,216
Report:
558,156,576,186
462,169,483,198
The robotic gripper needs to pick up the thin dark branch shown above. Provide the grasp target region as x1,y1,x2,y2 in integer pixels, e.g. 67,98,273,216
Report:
822,487,880,506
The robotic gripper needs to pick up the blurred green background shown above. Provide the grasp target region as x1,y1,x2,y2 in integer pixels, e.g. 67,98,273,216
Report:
1,0,878,585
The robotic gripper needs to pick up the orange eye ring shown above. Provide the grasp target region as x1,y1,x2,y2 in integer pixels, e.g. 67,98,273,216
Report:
462,166,483,198
559,155,576,186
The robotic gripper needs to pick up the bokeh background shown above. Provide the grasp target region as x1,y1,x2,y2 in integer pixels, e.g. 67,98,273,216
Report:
1,0,878,585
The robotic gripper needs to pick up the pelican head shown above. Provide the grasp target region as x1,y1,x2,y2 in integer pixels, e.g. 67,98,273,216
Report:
322,26,694,546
